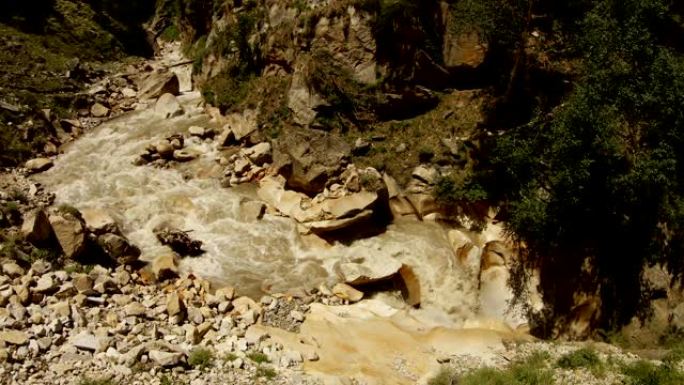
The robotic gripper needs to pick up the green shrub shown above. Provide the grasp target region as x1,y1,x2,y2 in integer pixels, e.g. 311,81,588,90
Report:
255,366,276,379
434,174,488,205
621,360,684,385
188,347,214,370
247,352,269,364
459,351,552,385
160,24,180,41
556,348,601,369
428,367,458,385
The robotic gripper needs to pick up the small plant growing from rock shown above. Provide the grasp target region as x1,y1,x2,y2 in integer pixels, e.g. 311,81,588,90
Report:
556,347,601,370
223,353,239,361
247,352,269,364
188,348,214,370
255,366,277,380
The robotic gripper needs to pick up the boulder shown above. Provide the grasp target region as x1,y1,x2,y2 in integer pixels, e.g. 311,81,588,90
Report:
332,283,363,302
152,255,178,281
0,331,28,345
90,103,109,118
307,210,374,234
137,71,180,100
149,350,184,367
173,150,196,162
242,142,272,166
34,275,58,293
336,255,403,286
166,292,186,318
222,109,258,143
97,233,141,265
21,209,53,244
1,262,24,278
188,126,206,137
154,93,184,119
48,214,86,259
81,209,119,235
155,140,175,159
321,191,377,219
25,158,53,173
121,87,137,98
412,165,439,185
273,128,351,194
154,227,203,256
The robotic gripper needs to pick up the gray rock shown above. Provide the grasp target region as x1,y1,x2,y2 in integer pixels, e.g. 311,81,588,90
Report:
154,93,184,119
25,158,54,173
137,71,180,100
21,209,53,244
90,103,110,118
97,233,141,265
34,275,57,293
149,350,184,367
49,214,86,259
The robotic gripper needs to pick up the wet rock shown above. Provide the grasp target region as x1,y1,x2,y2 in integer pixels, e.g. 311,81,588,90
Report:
173,150,196,162
154,93,184,119
97,233,141,265
48,214,86,259
25,158,54,173
332,283,363,302
154,227,203,256
155,140,175,159
152,255,178,281
21,209,53,244
336,255,403,286
81,209,119,235
90,103,110,118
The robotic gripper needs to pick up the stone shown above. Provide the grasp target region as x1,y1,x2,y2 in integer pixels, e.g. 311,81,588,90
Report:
154,93,184,119
149,350,184,367
353,138,371,155
21,209,53,244
332,283,363,302
25,158,53,173
124,302,147,317
152,255,178,280
0,330,28,345
336,255,403,286
49,214,86,259
2,262,24,278
398,265,421,307
73,275,94,293
224,109,258,142
188,126,206,137
70,332,109,352
273,127,351,194
290,310,304,322
34,275,58,293
137,71,180,100
155,140,175,159
81,209,119,234
321,191,378,219
166,292,186,318
173,150,196,162
97,233,141,264
154,227,203,256
121,87,137,98
90,103,110,117
412,165,439,185
243,142,272,165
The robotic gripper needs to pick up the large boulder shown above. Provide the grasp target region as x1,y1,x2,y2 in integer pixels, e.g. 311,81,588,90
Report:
335,255,403,285
97,233,141,265
137,71,180,100
273,128,351,194
21,209,53,244
81,209,119,235
154,93,184,119
48,214,86,259
25,158,53,173
154,227,203,256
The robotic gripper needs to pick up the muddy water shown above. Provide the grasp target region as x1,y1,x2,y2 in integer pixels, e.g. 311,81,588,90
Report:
37,92,482,324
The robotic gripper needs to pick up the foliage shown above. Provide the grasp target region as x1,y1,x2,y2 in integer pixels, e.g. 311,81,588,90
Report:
160,24,180,41
621,360,684,385
255,366,277,380
473,0,684,332
187,347,214,369
556,348,601,369
434,351,553,385
56,204,82,218
435,174,488,205
247,352,269,364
